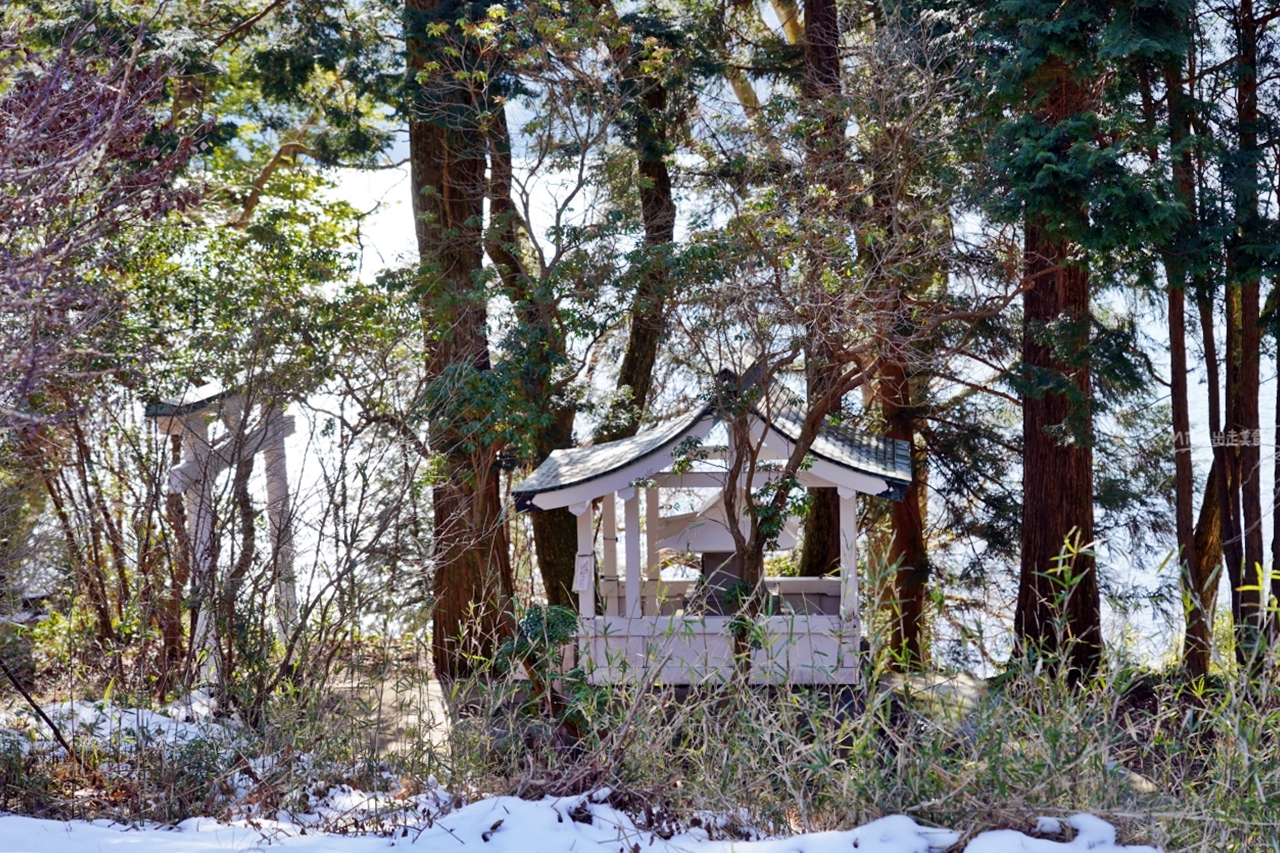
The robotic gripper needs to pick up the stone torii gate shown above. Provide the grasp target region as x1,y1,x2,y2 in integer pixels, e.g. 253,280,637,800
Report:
145,382,298,678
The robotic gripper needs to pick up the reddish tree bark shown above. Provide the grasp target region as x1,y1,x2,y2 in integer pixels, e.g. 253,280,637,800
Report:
880,359,929,670
1016,215,1101,678
1230,0,1267,663
1012,57,1102,679
407,0,513,678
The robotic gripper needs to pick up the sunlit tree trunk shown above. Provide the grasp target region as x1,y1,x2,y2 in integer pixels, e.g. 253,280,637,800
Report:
407,0,512,678
1017,212,1101,678
881,359,929,670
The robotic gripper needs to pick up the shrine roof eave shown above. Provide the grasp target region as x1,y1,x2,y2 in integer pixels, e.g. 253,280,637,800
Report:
761,407,911,501
512,404,716,513
513,404,913,511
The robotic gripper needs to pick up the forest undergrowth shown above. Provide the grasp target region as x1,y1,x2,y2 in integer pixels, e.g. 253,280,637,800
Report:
1,632,1277,853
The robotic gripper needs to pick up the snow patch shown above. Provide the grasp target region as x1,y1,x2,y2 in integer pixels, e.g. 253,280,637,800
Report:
0,698,233,748
0,802,1160,852
1035,816,1064,835
965,814,1161,853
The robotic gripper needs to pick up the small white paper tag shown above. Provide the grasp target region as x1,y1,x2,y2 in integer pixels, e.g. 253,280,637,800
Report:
572,555,595,592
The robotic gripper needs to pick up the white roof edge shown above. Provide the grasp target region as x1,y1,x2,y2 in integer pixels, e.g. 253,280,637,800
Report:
751,419,895,498
516,409,717,510
514,400,910,512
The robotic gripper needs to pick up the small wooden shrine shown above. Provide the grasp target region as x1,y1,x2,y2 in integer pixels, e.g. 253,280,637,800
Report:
511,388,911,685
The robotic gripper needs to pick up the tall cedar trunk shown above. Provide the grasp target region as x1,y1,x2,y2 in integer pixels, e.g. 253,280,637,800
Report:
486,100,579,609
1231,0,1267,661
800,0,839,101
1017,218,1101,677
408,0,513,679
598,131,672,443
1014,60,1101,678
796,0,846,581
797,486,841,576
1163,57,1211,678
881,359,928,670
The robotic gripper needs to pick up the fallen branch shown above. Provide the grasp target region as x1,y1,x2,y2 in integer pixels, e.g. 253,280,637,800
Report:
0,656,86,770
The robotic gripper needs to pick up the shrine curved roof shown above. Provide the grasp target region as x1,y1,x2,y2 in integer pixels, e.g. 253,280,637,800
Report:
767,407,912,497
512,398,912,511
512,404,715,512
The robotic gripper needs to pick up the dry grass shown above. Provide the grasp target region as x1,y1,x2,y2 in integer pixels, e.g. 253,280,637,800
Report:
405,656,1280,851
3,635,1280,852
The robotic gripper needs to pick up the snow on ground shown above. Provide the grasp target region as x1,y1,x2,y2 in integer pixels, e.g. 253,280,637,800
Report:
0,693,232,755
0,797,1159,853
0,701,1161,852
